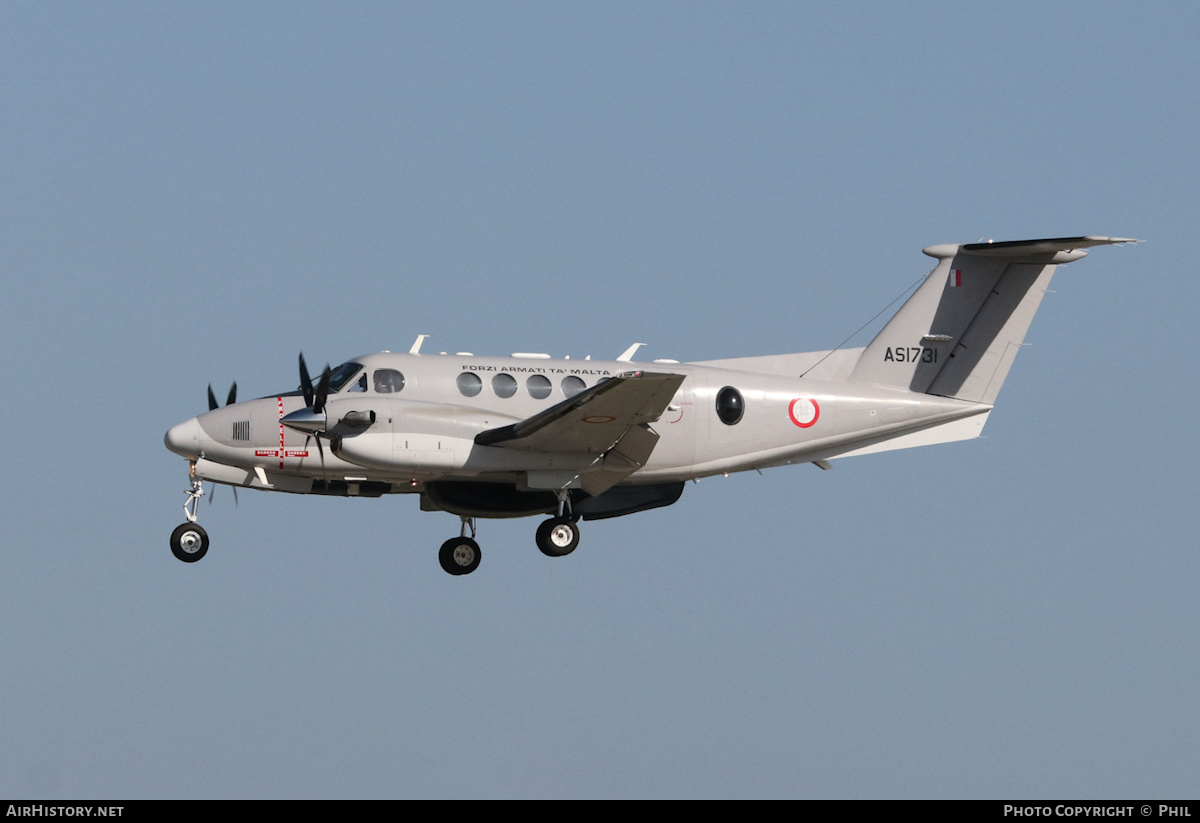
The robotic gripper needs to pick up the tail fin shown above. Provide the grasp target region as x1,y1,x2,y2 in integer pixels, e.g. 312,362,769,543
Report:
848,236,1135,404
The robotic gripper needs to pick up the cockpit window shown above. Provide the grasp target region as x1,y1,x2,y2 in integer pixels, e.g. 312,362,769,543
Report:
324,362,363,393
373,369,405,393
348,373,367,392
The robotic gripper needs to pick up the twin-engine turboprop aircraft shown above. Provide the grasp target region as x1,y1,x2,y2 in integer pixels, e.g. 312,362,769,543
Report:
164,236,1135,574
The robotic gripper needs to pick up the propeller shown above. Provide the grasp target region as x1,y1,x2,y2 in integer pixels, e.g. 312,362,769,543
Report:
196,380,240,509
209,484,239,507
207,381,237,411
294,353,333,479
285,354,376,480
297,354,331,414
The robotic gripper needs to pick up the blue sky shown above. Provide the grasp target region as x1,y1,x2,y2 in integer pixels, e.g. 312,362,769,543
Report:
2,2,1197,798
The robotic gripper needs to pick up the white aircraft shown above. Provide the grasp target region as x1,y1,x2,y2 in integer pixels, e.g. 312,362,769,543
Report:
165,235,1135,574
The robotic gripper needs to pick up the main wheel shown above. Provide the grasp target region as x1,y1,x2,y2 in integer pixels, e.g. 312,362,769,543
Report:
536,517,580,557
170,522,209,563
439,537,481,575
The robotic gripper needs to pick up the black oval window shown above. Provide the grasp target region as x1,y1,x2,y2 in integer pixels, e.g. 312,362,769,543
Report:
716,386,744,425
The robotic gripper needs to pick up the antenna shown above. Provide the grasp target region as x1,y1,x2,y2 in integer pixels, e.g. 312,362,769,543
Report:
617,343,645,362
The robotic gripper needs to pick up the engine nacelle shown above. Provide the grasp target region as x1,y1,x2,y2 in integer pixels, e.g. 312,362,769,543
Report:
335,429,470,471
324,396,521,473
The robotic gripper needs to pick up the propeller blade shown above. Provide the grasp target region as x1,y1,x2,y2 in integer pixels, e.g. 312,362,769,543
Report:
226,382,237,406
303,433,328,484
314,366,331,414
299,353,314,408
314,434,326,474
207,384,218,411
209,484,239,506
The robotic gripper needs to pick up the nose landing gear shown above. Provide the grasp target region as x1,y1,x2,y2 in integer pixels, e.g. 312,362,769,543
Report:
170,466,210,563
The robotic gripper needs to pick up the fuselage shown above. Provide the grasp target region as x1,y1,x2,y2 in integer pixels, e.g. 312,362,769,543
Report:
164,349,989,498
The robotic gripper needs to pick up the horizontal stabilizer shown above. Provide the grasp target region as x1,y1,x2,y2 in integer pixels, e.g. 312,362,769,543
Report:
955,236,1138,257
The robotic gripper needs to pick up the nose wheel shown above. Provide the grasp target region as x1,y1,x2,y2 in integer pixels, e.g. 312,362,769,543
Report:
171,522,209,563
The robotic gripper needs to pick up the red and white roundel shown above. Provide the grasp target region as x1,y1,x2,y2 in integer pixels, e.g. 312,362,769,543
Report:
788,398,820,428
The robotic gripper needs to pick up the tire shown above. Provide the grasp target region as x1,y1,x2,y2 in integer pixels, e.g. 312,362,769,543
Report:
170,522,209,563
536,517,580,557
439,537,481,575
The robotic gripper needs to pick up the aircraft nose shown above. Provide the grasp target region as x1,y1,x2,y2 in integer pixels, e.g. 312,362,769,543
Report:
164,417,203,458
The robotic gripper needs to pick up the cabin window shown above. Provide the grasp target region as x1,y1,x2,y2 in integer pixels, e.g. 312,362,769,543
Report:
526,374,552,399
715,386,744,425
492,373,518,398
373,369,405,393
561,376,586,398
457,372,482,397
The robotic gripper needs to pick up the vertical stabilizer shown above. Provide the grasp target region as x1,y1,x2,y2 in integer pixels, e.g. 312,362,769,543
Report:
848,236,1135,404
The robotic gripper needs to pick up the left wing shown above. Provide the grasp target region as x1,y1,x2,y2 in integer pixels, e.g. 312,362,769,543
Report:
475,371,684,453
474,370,685,495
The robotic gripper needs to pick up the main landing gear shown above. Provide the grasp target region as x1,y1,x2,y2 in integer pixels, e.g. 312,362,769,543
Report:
170,471,209,563
536,489,580,558
438,492,581,576
535,516,580,557
439,518,482,576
